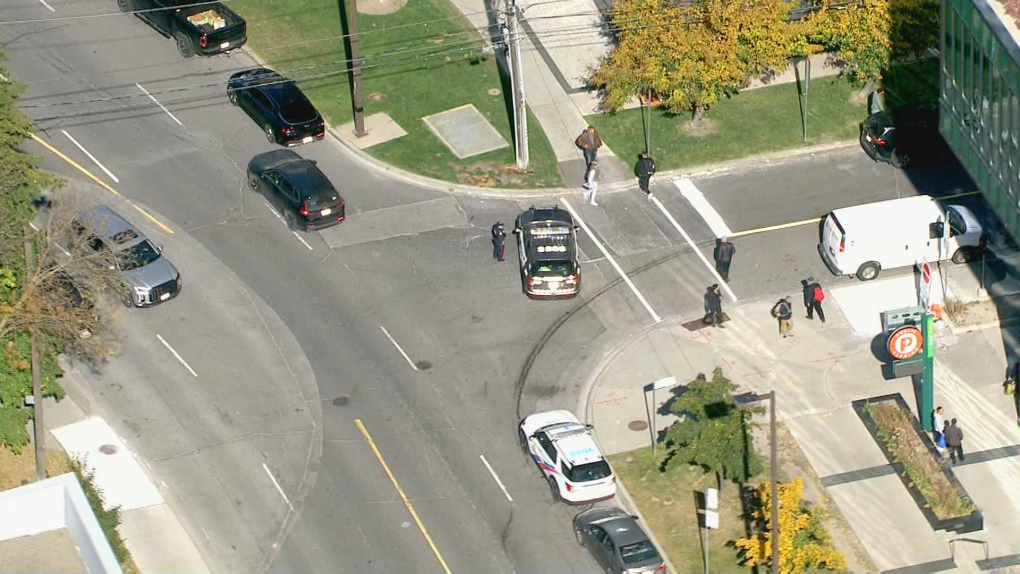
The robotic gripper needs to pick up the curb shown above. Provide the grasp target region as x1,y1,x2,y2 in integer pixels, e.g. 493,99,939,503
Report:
242,46,857,200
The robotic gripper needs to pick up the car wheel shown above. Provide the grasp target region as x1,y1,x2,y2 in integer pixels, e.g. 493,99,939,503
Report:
117,0,134,12
574,527,584,545
518,427,531,458
265,124,276,144
952,247,973,264
175,32,195,59
857,261,880,281
120,290,135,308
228,90,238,105
548,476,561,502
247,172,259,192
891,150,910,168
284,211,298,231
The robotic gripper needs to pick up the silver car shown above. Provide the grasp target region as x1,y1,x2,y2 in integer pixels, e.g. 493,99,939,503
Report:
574,507,665,573
74,206,181,307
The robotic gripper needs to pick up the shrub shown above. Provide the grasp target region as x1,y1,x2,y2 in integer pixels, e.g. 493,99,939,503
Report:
70,458,132,566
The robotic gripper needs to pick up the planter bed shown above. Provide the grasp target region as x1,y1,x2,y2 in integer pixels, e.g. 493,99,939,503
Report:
852,394,983,534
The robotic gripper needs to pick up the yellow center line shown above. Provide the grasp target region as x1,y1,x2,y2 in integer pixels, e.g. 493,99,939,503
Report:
355,419,452,574
29,132,174,235
729,190,982,238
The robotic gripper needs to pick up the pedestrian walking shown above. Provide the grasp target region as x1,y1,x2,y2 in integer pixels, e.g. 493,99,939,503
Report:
933,406,946,454
706,284,724,328
802,277,826,323
771,296,794,338
635,153,656,199
575,126,603,167
582,160,599,206
947,418,965,463
491,221,506,263
869,87,886,116
714,237,735,282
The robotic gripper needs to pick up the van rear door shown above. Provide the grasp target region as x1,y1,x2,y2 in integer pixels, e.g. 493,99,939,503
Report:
823,213,844,254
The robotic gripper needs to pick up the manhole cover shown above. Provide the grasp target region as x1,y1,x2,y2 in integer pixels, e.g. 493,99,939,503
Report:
416,360,433,371
332,396,350,407
628,420,648,432
99,444,119,455
488,88,501,96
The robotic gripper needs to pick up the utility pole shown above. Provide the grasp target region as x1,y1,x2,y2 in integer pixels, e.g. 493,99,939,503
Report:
24,228,45,481
504,0,529,169
347,0,366,137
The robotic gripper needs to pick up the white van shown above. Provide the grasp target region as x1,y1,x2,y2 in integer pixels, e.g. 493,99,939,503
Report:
819,195,985,281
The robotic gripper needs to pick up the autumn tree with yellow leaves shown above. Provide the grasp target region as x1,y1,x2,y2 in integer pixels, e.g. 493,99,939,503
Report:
735,477,847,574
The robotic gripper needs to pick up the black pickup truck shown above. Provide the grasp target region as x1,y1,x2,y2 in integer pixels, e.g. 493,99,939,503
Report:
118,0,246,58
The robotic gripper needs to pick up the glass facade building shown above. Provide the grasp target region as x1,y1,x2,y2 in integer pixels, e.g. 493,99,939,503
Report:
940,0,1020,239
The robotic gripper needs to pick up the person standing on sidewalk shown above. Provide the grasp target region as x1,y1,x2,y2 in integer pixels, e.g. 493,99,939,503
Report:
575,126,603,167
771,296,794,338
706,284,724,328
491,221,506,263
947,418,965,463
583,160,599,206
635,152,656,199
714,237,735,282
869,87,886,116
933,406,946,455
802,277,826,323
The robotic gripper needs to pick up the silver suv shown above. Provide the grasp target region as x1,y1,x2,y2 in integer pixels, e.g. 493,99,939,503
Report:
74,206,181,307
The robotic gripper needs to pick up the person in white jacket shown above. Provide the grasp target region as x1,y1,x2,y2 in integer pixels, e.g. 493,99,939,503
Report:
582,160,599,206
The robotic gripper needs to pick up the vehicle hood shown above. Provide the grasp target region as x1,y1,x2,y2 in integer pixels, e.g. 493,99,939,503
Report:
949,205,984,236
521,409,579,435
122,256,178,290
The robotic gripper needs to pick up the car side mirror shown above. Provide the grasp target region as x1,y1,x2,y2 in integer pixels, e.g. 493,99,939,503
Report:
158,244,164,253
574,225,580,231
585,424,594,430
929,222,944,239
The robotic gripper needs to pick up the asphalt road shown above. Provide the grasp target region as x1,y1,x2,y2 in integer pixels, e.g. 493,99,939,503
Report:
1,1,991,571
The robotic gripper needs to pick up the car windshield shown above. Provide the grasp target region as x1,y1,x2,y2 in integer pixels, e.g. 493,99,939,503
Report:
620,540,659,565
533,260,573,276
565,460,612,483
119,240,161,271
947,207,967,235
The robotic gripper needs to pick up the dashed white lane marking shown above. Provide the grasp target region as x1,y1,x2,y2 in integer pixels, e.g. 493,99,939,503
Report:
136,82,184,126
479,454,513,502
262,462,294,510
61,130,120,183
560,198,662,323
37,0,55,12
380,325,419,371
650,195,738,303
156,334,198,377
674,177,733,238
263,201,314,250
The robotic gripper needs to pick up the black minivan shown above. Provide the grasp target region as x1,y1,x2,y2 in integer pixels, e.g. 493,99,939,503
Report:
228,68,326,146
247,150,345,232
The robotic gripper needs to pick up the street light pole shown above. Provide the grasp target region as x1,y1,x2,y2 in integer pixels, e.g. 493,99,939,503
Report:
767,391,778,574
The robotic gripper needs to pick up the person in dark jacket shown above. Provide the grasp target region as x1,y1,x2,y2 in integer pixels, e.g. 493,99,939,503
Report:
706,284,724,328
714,238,735,282
575,126,603,167
947,418,965,463
491,222,506,263
802,277,826,323
635,153,656,199
771,296,794,338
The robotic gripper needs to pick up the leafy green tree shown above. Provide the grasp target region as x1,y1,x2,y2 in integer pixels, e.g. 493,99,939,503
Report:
812,0,892,81
663,368,762,482
591,0,813,120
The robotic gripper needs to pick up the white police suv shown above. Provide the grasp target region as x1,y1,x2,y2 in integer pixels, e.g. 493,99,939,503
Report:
519,410,616,503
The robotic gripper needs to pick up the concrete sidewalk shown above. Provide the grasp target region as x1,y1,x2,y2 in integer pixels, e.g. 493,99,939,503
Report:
584,275,1020,572
45,393,210,573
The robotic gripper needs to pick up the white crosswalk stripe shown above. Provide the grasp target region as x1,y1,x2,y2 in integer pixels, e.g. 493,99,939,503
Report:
674,177,733,238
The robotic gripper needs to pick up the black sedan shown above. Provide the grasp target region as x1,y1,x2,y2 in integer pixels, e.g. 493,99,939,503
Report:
573,507,665,573
860,103,947,168
247,150,345,232
227,68,325,146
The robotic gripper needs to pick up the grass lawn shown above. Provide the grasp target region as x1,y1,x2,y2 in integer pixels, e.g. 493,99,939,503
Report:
587,77,867,172
0,446,73,491
608,447,750,572
229,0,562,188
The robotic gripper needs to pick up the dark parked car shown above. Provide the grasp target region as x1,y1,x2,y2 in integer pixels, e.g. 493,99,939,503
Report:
514,206,581,299
860,103,947,168
228,69,326,146
247,150,345,232
118,0,246,58
573,507,665,573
